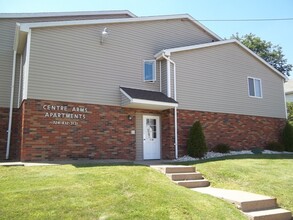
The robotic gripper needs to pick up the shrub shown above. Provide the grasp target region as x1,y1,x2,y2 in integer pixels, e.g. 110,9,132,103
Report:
213,143,230,153
282,121,293,152
187,121,207,158
266,142,285,152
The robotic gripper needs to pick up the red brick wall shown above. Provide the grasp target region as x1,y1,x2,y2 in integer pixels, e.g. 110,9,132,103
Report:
3,98,286,161
177,109,286,156
0,107,21,161
20,99,138,161
161,109,175,159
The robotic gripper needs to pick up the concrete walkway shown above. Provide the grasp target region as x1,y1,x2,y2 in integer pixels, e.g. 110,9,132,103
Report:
193,187,292,220
151,165,292,220
0,159,132,166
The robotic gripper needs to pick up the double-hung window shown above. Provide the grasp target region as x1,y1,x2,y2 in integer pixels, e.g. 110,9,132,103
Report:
144,60,156,82
248,77,262,98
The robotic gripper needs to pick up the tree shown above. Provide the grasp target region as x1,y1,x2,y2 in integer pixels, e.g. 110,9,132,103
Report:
287,102,293,124
231,33,292,76
187,121,208,158
282,121,293,152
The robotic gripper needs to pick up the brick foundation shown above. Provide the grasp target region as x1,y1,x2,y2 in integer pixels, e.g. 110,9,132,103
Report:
0,107,21,161
161,109,175,159
177,109,286,156
20,99,141,161
1,98,286,161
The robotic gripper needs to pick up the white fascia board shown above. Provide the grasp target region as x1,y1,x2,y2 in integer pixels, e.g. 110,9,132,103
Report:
154,40,236,58
188,14,222,41
155,39,288,81
234,40,288,81
18,14,221,42
120,88,178,107
13,23,20,51
19,14,193,31
120,88,133,101
0,10,136,18
132,98,178,107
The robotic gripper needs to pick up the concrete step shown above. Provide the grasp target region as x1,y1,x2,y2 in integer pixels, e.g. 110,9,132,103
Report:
193,187,278,212
166,172,203,181
164,166,195,174
245,208,292,220
175,179,210,188
240,198,278,212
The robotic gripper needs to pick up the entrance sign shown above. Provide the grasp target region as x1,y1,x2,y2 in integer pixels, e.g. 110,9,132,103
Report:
42,104,89,126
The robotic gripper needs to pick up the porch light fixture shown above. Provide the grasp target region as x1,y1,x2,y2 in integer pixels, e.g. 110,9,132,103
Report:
128,115,132,120
100,27,108,44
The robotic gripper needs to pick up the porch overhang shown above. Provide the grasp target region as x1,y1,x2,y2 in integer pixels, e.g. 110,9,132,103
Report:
120,87,178,110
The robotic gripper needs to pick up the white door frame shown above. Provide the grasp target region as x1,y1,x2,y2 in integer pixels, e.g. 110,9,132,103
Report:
143,115,161,160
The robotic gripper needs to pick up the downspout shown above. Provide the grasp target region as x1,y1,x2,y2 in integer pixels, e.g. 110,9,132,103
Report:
6,50,17,160
159,61,162,92
166,59,171,97
162,54,178,159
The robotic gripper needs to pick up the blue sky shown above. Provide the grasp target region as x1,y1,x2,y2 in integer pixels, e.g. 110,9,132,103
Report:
1,0,293,76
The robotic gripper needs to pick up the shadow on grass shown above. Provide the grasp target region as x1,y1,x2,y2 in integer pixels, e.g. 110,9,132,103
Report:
172,154,293,166
2,154,291,168
72,162,145,168
72,154,293,168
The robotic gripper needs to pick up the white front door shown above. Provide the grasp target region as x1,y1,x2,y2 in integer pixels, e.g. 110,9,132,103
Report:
143,115,161,160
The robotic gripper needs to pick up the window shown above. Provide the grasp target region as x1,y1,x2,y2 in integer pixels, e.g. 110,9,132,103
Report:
144,60,156,82
248,77,262,98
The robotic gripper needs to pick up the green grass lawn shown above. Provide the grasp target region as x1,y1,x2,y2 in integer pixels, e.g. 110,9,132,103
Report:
0,163,245,220
182,154,293,213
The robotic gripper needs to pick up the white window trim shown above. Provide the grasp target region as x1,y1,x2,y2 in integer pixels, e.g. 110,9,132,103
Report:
247,76,263,98
143,60,156,82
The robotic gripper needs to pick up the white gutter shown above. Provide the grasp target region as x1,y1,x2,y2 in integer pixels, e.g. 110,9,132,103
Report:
6,50,17,160
162,54,178,159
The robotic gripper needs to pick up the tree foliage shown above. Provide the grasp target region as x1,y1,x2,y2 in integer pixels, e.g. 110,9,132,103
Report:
287,102,293,124
187,121,207,158
282,121,293,152
231,33,292,76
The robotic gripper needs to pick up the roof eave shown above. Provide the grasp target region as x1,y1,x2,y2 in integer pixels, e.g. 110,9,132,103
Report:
17,14,221,42
0,10,136,18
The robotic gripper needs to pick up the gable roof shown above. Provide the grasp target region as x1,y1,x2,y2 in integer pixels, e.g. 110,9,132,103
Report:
0,10,136,18
120,87,178,104
16,13,222,41
155,39,288,81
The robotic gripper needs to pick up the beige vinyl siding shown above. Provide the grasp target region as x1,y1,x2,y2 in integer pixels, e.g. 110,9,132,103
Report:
27,19,216,105
0,20,15,107
173,43,286,118
161,60,167,95
135,112,143,160
121,92,130,106
286,93,293,102
0,13,134,108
